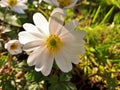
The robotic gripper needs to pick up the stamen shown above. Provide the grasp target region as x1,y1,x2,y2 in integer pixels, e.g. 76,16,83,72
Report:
7,0,17,7
57,0,72,8
46,35,62,54
10,42,18,50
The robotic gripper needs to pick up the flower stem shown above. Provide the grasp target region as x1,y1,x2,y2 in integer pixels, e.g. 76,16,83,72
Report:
38,8,49,20
8,54,13,66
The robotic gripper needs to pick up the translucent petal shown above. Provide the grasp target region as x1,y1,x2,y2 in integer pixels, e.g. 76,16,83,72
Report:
64,41,85,55
49,16,63,35
60,29,86,44
64,20,78,31
64,0,78,8
62,44,85,64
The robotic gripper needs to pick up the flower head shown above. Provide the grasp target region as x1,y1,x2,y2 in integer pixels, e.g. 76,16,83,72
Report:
5,40,22,55
0,0,28,14
43,0,78,8
18,8,86,76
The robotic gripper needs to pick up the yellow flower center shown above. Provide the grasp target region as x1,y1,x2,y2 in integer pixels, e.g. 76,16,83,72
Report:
7,0,17,7
46,35,62,54
57,0,72,8
10,42,18,50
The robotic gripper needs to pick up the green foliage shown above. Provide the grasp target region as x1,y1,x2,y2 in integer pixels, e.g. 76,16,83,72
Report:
0,0,120,90
0,53,9,66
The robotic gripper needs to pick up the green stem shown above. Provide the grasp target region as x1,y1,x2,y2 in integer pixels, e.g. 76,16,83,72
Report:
0,7,8,34
100,6,115,24
8,54,13,67
38,8,49,20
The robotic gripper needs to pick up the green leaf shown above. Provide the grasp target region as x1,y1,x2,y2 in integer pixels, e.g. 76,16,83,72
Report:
60,72,72,81
114,12,120,24
106,74,117,90
0,53,9,67
49,82,77,90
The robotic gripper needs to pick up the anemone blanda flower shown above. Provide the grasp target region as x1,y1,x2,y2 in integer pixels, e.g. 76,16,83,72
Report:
18,8,86,76
0,0,28,14
43,0,78,8
5,40,22,55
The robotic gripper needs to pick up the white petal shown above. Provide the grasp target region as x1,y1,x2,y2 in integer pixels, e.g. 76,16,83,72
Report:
23,23,45,39
51,8,65,15
23,40,43,52
64,41,85,55
18,31,41,44
60,29,86,44
15,4,28,9
18,0,28,3
27,47,45,66
33,13,49,35
59,27,75,42
10,49,22,55
49,15,63,35
11,7,25,14
43,0,59,6
23,23,42,34
64,0,78,8
27,46,54,76
51,23,69,38
72,30,86,39
62,44,85,64
39,0,42,3
49,8,65,34
0,0,8,7
34,47,54,76
50,8,65,22
55,50,72,72
64,20,78,31
5,40,22,55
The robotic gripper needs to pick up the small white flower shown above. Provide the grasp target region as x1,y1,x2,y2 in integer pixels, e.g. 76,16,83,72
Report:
43,0,78,8
18,8,86,76
5,40,22,55
0,0,28,14
39,0,42,3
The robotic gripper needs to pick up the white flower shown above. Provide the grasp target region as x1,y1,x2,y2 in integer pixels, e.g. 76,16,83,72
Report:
0,0,28,14
43,0,78,8
39,0,42,3
5,40,22,55
18,8,86,76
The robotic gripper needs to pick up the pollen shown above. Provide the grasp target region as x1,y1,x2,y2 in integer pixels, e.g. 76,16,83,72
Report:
10,42,18,50
7,0,17,7
57,0,72,8
46,35,63,54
